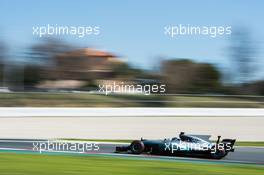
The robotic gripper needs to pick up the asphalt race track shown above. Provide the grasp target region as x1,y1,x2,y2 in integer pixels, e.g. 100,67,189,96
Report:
0,139,263,165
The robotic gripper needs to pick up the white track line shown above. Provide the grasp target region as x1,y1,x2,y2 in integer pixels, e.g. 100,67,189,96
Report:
0,107,264,117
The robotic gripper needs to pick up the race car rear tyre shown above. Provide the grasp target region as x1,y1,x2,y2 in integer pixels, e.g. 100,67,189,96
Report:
130,140,145,154
210,146,226,159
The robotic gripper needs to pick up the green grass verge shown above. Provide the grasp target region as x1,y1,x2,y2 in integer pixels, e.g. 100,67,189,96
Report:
235,142,264,147
0,153,263,175
0,92,263,107
167,96,264,108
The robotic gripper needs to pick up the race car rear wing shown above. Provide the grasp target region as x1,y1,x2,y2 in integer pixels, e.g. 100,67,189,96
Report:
216,136,236,152
222,138,236,152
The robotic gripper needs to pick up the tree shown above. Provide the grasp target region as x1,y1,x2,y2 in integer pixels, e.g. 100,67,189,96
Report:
29,37,73,66
112,62,145,79
162,59,221,93
192,63,221,92
0,41,6,86
229,27,257,83
23,65,43,86
0,42,4,61
24,37,75,82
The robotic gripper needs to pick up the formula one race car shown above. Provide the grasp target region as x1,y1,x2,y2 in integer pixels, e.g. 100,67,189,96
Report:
116,132,236,159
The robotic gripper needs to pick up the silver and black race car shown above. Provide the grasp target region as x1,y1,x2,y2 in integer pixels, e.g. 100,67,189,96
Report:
116,132,236,159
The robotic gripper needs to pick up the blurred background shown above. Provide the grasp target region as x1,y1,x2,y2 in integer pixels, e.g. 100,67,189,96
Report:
0,0,263,107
